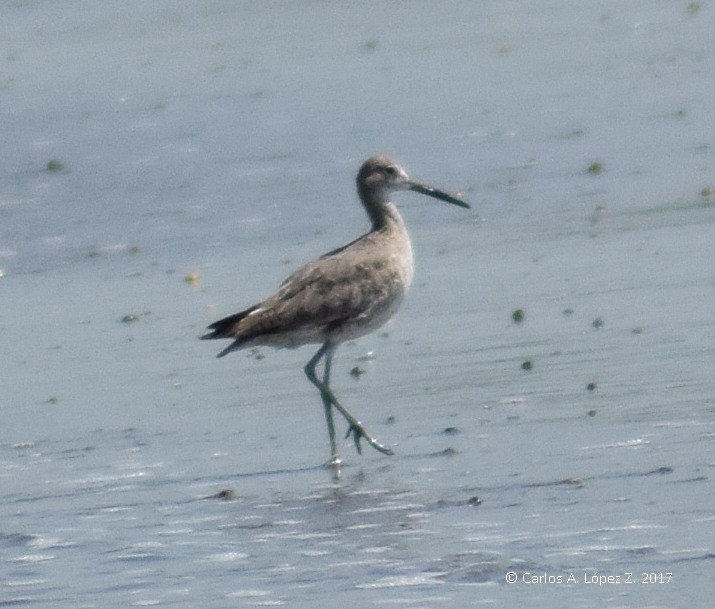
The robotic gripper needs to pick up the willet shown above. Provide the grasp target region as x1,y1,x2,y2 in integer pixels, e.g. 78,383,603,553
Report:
202,155,470,467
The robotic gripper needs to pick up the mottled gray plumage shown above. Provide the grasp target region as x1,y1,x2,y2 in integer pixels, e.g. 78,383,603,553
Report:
202,155,469,467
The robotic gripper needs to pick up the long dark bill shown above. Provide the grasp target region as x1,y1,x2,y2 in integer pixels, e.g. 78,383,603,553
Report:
408,181,470,209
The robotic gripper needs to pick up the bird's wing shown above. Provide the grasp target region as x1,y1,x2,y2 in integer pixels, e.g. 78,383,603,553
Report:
236,251,400,344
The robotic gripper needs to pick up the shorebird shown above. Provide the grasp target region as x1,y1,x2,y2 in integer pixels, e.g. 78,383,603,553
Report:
202,155,470,467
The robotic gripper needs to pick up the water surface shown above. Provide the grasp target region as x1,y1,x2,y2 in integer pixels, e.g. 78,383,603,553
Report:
1,1,713,607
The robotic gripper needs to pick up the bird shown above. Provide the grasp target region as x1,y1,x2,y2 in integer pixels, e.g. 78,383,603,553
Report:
202,155,470,467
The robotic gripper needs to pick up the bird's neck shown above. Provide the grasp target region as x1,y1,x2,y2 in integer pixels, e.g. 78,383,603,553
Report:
359,186,403,231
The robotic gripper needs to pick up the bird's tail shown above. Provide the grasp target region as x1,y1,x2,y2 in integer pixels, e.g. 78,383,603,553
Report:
201,305,258,357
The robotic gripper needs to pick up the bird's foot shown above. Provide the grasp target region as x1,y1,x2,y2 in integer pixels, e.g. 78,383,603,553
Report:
345,424,394,456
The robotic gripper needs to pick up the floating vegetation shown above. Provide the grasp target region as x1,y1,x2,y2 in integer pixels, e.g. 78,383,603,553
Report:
350,366,365,379
121,314,139,324
555,128,585,140
46,159,65,172
700,186,713,198
248,347,264,360
586,382,597,392
563,308,574,316
592,317,604,329
586,161,604,175
467,495,482,506
129,245,141,254
587,409,597,417
363,39,378,52
207,489,235,501
437,447,458,457
511,309,525,323
442,426,459,435
647,466,674,475
184,271,200,285
687,2,701,17
385,415,396,425
521,360,533,371
46,396,59,404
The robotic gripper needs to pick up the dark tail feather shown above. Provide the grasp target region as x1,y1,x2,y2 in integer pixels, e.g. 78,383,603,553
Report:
216,340,242,358
201,305,259,356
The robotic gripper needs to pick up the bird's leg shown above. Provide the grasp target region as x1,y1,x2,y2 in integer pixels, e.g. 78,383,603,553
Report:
305,343,340,467
305,343,394,458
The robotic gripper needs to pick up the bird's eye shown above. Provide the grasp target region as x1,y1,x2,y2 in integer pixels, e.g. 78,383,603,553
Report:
383,165,398,177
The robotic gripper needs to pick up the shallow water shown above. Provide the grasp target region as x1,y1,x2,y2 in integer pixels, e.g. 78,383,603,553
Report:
2,1,714,607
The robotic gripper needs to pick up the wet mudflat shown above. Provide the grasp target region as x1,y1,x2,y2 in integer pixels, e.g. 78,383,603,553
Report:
1,1,713,607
